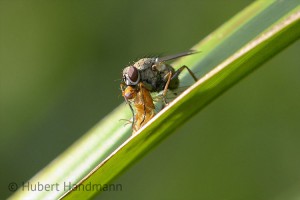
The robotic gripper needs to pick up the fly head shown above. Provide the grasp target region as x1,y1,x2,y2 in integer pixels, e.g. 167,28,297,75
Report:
122,66,140,86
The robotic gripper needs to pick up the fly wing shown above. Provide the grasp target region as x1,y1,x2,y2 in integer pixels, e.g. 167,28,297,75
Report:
156,50,198,63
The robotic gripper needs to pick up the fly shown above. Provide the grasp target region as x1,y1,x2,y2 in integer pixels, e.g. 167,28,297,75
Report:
121,50,198,104
122,83,155,134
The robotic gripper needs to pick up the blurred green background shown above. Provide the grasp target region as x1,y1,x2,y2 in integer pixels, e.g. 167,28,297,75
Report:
1,1,300,200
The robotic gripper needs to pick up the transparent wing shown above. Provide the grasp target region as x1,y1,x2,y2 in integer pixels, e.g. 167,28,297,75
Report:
156,50,199,63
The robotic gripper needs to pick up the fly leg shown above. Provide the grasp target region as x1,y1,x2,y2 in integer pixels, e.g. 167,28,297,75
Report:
139,83,147,126
162,72,172,105
119,118,133,126
121,83,135,130
171,65,198,82
162,65,198,105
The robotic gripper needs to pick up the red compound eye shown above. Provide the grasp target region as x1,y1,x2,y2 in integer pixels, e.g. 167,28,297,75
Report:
127,66,138,83
123,66,140,85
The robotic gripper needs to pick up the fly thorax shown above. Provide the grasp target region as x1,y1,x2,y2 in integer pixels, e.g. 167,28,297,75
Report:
132,58,158,91
155,63,168,72
133,58,156,70
140,67,159,90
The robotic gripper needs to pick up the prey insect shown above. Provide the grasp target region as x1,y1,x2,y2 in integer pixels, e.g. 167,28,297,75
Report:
122,83,155,134
122,50,198,104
